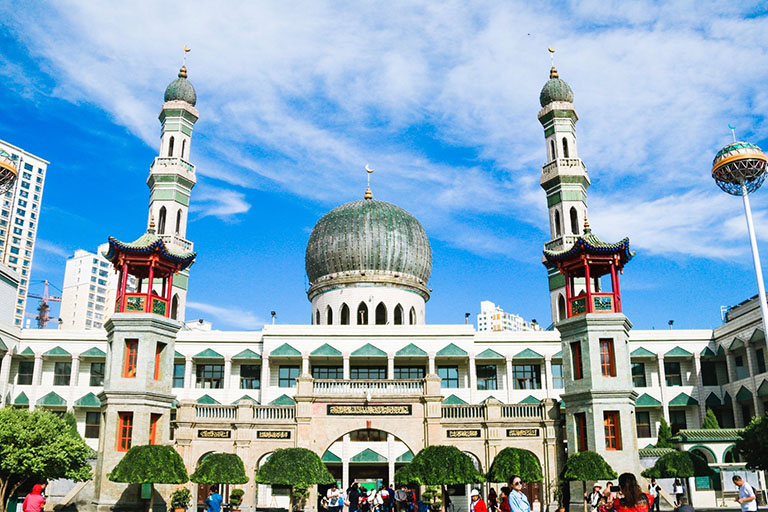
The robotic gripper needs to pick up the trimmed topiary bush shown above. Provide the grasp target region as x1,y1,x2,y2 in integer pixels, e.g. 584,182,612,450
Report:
109,445,189,512
171,488,192,510
229,489,245,509
487,447,543,483
641,450,711,479
255,448,334,511
702,409,720,429
563,451,617,512
190,453,249,484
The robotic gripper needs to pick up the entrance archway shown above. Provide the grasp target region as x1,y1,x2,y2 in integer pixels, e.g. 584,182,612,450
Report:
194,452,234,512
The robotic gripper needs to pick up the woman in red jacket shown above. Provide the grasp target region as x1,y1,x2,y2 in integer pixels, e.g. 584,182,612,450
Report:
22,484,45,512
471,490,488,512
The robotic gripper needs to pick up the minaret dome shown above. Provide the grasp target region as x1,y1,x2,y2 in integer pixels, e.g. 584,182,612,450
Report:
539,67,574,107
164,66,197,106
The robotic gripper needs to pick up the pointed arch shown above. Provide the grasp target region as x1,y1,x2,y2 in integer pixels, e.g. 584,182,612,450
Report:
171,294,179,320
158,206,167,234
181,139,186,159
168,136,175,157
409,307,417,325
315,310,320,325
326,305,333,325
175,209,182,235
357,302,369,325
562,137,569,158
550,140,556,160
554,210,561,237
375,302,387,325
570,207,579,235
394,304,404,325
557,294,566,322
340,303,350,325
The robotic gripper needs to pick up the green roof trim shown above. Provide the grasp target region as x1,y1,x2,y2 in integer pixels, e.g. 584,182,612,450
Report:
705,393,722,406
43,346,70,357
669,392,698,406
635,393,662,407
724,392,732,404
543,228,632,265
270,394,296,406
730,338,745,351
0,338,7,351
174,350,185,359
232,348,261,360
476,348,505,360
270,343,301,357
194,348,224,359
638,447,676,458
716,346,725,356
396,450,414,463
311,344,342,357
631,347,656,358
735,386,753,401
106,231,195,269
395,343,427,357
351,343,387,358
350,448,387,463
322,451,342,463
437,343,467,357
233,395,259,404
560,400,565,409
442,394,467,405
81,347,106,358
519,395,541,404
196,394,220,405
758,380,768,397
37,391,66,407
700,347,716,357
665,346,693,358
75,392,101,408
671,428,743,442
514,348,544,360
14,392,29,405
19,347,35,356
551,350,563,360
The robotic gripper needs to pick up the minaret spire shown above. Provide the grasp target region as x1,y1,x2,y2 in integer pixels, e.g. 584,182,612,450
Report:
364,164,374,200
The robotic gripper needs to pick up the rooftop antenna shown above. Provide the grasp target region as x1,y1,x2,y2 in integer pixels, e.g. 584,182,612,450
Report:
183,45,190,66
364,164,374,200
728,123,736,143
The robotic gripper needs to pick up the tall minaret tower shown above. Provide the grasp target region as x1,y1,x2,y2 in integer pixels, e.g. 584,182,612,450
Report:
147,60,199,321
537,55,590,324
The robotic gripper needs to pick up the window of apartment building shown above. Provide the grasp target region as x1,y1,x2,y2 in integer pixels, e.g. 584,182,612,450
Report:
53,362,71,386
350,366,386,379
90,362,105,386
173,363,185,388
278,365,300,388
599,339,616,377
117,412,133,452
312,366,343,379
394,366,425,379
701,360,720,386
571,341,583,380
735,355,748,380
196,364,224,389
670,410,687,434
631,363,647,387
552,363,564,389
757,348,766,374
123,340,138,378
512,364,541,390
240,365,261,389
664,361,682,386
636,411,651,438
438,366,459,388
575,412,588,452
17,360,34,385
476,364,497,390
85,412,100,439
603,411,622,450
149,413,161,445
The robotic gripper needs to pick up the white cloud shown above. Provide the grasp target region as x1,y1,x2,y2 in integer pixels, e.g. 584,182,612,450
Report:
35,238,71,258
191,185,251,221
186,301,265,330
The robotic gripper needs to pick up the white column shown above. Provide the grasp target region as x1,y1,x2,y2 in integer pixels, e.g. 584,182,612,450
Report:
30,354,42,409
468,354,476,403
70,355,81,387
342,433,351,491
657,355,669,422
184,356,194,390
693,353,706,425
302,353,310,375
343,354,350,380
544,356,553,399
261,354,270,403
743,340,763,416
224,357,232,389
428,352,436,374
0,351,13,406
387,433,396,485
387,354,395,380
505,355,514,404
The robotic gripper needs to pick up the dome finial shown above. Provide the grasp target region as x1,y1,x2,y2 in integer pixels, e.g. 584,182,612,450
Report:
548,46,557,78
148,215,156,234
178,45,191,78
583,216,591,234
364,164,374,200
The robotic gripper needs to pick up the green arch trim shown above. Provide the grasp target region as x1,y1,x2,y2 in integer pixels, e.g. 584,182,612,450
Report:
722,444,739,463
688,444,717,464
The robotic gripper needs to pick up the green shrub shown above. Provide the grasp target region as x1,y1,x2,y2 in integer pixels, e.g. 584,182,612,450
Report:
735,415,768,470
641,450,710,479
487,448,543,483
171,488,192,509
702,409,720,429
563,451,617,481
108,445,188,484
230,489,245,507
422,486,443,512
191,453,249,484
656,418,673,448
394,446,484,486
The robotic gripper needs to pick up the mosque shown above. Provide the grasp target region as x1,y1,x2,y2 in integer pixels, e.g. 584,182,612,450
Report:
0,60,765,512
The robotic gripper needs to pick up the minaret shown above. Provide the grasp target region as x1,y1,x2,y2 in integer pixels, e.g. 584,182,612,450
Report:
147,60,199,321
538,56,590,324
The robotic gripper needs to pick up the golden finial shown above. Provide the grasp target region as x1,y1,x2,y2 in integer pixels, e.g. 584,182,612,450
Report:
364,164,374,200
548,46,558,78
179,45,191,77
583,216,591,233
149,216,156,233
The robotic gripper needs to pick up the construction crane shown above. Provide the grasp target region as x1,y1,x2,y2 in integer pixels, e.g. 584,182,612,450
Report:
27,280,62,329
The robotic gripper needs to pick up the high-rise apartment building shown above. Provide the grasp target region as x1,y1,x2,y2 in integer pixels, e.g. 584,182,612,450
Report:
0,139,48,327
59,243,135,330
476,300,541,332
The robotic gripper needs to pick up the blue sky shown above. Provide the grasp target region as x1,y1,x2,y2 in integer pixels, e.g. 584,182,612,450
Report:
2,1,768,330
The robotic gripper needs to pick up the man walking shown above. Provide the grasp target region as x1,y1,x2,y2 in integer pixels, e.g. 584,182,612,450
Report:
648,479,661,512
674,496,695,512
395,485,409,512
733,475,757,512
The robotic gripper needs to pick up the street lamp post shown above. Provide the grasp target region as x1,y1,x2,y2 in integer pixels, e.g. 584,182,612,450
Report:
711,140,768,338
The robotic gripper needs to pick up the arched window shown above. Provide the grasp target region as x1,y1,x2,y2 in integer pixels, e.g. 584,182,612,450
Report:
570,207,579,235
409,307,417,325
340,304,350,325
554,210,561,236
326,306,333,325
168,136,175,157
158,206,167,234
171,294,179,320
562,137,569,158
315,310,320,325
558,295,566,322
394,305,403,325
375,302,387,325
550,140,556,160
357,302,368,325
181,139,186,159
175,210,182,235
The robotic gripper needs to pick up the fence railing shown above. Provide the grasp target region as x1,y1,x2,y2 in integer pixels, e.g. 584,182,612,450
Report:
441,404,485,419
501,403,542,419
313,379,425,395
194,404,295,420
195,405,237,420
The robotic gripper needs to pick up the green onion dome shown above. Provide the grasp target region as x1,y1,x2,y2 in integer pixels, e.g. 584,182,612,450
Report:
539,67,574,107
164,66,197,106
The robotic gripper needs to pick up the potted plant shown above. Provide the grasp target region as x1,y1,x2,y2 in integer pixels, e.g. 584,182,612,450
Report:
171,488,192,512
229,489,245,512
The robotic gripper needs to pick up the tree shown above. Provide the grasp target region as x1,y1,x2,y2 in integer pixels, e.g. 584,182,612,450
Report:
254,448,334,511
562,451,617,512
486,448,543,484
109,445,189,512
640,450,710,479
735,415,768,470
702,409,720,429
190,453,249,484
395,446,484,512
0,407,92,512
656,418,673,448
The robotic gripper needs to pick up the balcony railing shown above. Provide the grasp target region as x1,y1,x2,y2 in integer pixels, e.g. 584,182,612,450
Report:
196,405,237,420
541,158,586,176
501,404,542,419
152,156,195,174
441,404,485,419
158,234,194,252
313,379,425,396
194,404,295,421
544,235,580,251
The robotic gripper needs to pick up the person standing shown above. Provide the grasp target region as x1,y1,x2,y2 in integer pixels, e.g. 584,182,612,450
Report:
674,496,695,512
349,483,361,512
328,485,342,512
498,487,511,512
598,473,652,512
585,485,603,512
647,479,661,512
672,479,684,507
508,476,531,512
488,488,498,512
471,490,488,512
733,475,757,512
395,485,408,512
603,482,615,506
22,485,45,512
206,485,223,512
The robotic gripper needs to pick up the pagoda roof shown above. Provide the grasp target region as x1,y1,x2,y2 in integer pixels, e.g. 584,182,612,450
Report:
105,229,196,270
543,226,633,265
